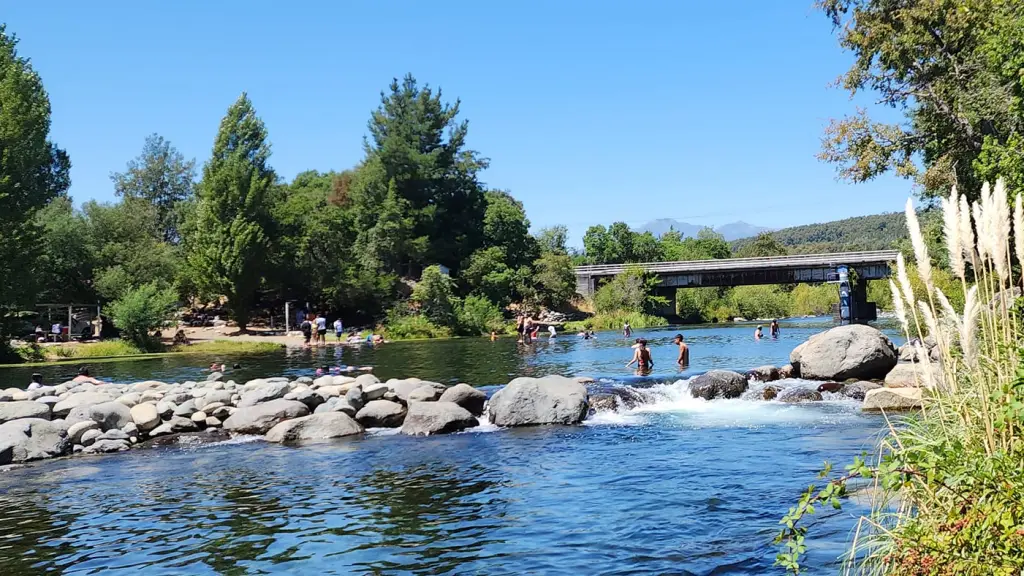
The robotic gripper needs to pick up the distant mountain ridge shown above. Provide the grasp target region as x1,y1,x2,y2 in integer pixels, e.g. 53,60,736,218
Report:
637,219,770,241
730,212,907,254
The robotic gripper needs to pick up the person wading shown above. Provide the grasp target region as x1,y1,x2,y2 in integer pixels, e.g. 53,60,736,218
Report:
626,339,653,373
673,334,690,367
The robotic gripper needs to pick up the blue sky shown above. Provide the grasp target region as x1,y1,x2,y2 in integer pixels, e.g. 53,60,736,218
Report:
6,0,910,244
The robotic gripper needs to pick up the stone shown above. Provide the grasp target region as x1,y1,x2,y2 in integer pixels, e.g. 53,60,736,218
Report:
131,380,167,392
156,401,177,418
588,394,619,413
206,371,223,382
344,385,364,412
315,385,345,399
295,376,313,385
401,401,478,435
141,390,165,402
63,405,93,427
312,375,334,388
790,325,897,380
407,385,442,403
148,416,199,437
191,411,208,425
202,402,226,412
688,370,748,400
816,382,844,393
362,383,389,401
438,384,487,415
116,393,142,407
265,412,364,443
387,378,444,403
210,406,233,419
841,381,882,400
862,387,923,412
130,403,161,431
354,400,407,428
173,399,197,417
122,422,138,436
488,375,589,426
575,376,596,384
355,373,380,387
237,381,291,407
762,385,783,401
35,396,61,408
67,420,99,444
747,365,780,382
222,399,310,434
164,392,193,406
80,428,102,446
205,417,222,428
284,388,324,410
195,390,233,410
88,401,133,431
0,419,71,464
884,363,940,388
0,401,51,424
84,439,131,454
333,375,356,387
777,387,823,403
52,392,117,418
99,429,129,441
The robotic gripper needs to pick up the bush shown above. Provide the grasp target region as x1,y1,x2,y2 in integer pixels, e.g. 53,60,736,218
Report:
458,295,506,335
564,311,667,332
107,283,178,350
592,266,667,314
411,265,459,327
789,284,836,316
727,285,790,320
380,312,451,340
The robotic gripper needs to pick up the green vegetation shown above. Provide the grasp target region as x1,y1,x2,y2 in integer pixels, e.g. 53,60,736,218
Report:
8,339,283,364
731,212,907,254
564,311,667,332
107,283,178,350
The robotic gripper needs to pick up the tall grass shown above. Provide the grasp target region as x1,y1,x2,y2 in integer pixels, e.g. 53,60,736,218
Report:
563,311,667,332
777,179,1024,575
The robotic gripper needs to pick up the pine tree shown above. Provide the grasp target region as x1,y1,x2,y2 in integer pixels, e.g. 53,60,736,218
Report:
185,94,274,331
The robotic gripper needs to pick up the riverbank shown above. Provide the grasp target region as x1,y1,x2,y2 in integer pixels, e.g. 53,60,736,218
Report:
3,340,285,367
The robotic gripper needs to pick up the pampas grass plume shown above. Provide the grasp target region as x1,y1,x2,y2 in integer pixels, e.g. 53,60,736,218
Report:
942,186,964,280
905,199,932,292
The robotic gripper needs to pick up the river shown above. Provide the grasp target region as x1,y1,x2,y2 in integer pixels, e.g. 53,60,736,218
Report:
0,318,899,575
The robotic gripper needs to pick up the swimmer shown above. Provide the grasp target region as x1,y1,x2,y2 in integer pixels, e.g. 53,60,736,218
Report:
71,367,104,385
673,334,690,367
754,325,763,340
626,339,653,371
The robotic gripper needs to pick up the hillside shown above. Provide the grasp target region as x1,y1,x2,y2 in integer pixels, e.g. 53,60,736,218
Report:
730,212,907,254
638,219,770,241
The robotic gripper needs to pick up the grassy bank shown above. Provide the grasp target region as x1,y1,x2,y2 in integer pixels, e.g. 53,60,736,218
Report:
564,311,668,332
6,339,285,365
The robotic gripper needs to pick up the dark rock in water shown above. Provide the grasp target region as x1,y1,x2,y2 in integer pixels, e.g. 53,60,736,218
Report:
589,394,619,414
611,388,648,409
761,385,783,401
840,381,881,400
817,382,843,393
84,438,131,454
779,364,796,379
0,419,71,464
438,384,487,416
747,365,780,382
689,370,748,400
355,400,407,428
790,324,897,380
488,375,589,426
265,412,363,442
777,387,823,403
401,401,478,436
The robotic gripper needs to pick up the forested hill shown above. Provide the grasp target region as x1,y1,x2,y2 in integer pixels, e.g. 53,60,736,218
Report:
730,212,907,254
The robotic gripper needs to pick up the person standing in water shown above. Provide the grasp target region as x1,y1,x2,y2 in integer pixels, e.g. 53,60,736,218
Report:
754,325,763,340
315,314,328,346
626,339,653,372
334,317,344,342
548,325,557,339
673,334,690,367
769,319,780,338
623,322,632,338
300,315,313,347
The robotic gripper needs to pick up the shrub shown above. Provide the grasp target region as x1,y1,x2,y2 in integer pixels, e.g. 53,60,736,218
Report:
564,311,667,332
592,266,667,315
726,285,790,320
107,282,178,350
411,265,459,328
380,312,451,340
458,295,506,335
789,284,836,316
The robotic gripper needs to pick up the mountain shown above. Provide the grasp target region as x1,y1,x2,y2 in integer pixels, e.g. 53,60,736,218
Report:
730,212,907,254
637,219,770,241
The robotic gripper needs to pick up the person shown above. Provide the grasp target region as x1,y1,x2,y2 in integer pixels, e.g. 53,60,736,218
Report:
623,322,632,338
587,329,596,339
34,325,44,343
548,325,557,339
754,325,763,340
673,334,690,367
770,319,780,338
515,315,525,343
315,314,327,346
28,373,43,390
334,318,344,342
490,331,498,341
300,315,313,347
523,316,534,343
626,339,653,371
209,362,219,371
232,363,241,370
631,337,642,349
72,367,104,385
530,324,540,340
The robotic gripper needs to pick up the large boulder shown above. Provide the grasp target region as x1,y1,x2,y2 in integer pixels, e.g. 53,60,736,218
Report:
195,390,233,410
439,384,487,415
265,412,364,443
89,401,133,432
68,420,99,444
148,416,199,437
777,387,823,403
314,397,358,417
387,378,441,402
862,387,923,412
689,370,748,400
747,365,780,382
791,325,896,380
884,363,940,388
129,403,161,431
407,385,442,403
52,392,116,418
83,439,131,454
0,419,71,464
0,401,51,424
841,381,882,400
236,381,290,408
354,400,407,428
488,375,589,426
222,399,309,434
401,401,478,435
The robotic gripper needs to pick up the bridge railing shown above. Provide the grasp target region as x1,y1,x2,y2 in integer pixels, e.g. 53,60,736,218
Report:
573,250,900,276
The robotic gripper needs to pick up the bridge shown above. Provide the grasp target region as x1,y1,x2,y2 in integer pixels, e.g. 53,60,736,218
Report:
574,250,899,321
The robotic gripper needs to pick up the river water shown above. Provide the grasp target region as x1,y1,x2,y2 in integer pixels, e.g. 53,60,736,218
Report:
0,318,899,575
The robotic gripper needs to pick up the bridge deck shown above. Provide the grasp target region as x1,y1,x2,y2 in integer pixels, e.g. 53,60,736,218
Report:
574,250,900,276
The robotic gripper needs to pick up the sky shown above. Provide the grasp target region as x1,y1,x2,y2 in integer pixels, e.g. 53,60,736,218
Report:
5,0,911,245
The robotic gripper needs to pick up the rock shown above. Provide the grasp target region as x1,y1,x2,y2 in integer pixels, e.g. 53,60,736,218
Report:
84,439,131,454
35,396,61,408
190,411,208,425
284,388,324,410
355,400,407,428
131,380,167,392
265,412,364,443
173,400,197,417
88,402,133,431
816,382,843,393
122,422,138,436
205,417,221,428
841,381,882,400
141,390,165,402
438,384,487,415
407,385,442,403
52,392,116,418
355,373,380,387
313,397,357,417
148,416,199,437
401,401,478,435
588,394,619,413
762,385,783,401
0,419,71,464
130,403,161,431
362,383,389,401
332,375,356,387
0,401,51,424
156,401,177,418
207,371,223,382
209,406,233,419
164,392,193,405
862,387,923,411
116,393,142,407
778,364,796,379
80,428,102,446
64,405,94,427
488,375,589,426
222,399,310,434
237,381,290,408
315,385,345,399
791,325,897,380
312,375,334,388
99,429,129,441
689,370,748,400
67,420,99,444
195,390,233,410
884,363,940,388
747,365,780,382
777,387,823,403
574,376,596,384
344,385,364,411
383,391,400,403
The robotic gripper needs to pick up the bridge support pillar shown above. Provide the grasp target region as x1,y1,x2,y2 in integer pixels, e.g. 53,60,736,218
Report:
654,287,677,318
851,281,877,323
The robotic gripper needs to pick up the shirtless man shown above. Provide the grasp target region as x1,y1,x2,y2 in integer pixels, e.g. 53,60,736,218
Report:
626,339,653,371
71,367,104,385
673,334,690,367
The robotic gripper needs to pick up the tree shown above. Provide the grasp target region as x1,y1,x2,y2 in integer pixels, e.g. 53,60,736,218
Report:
34,198,95,305
593,266,667,315
108,282,179,350
185,94,275,331
482,190,538,268
734,232,788,258
536,225,569,255
531,252,577,308
111,134,196,243
817,0,1024,200
0,25,71,330
411,265,459,328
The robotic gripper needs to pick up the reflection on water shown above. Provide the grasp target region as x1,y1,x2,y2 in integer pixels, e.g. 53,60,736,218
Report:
0,318,898,574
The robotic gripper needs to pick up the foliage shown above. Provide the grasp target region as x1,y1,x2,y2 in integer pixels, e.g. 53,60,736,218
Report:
788,284,837,316
817,0,1024,201
380,310,451,340
530,252,577,309
111,133,196,243
411,265,460,328
733,232,787,258
184,93,275,330
592,266,668,315
536,225,569,255
458,295,506,335
726,285,790,320
582,222,664,264
0,25,71,339
563,311,668,332
731,212,906,254
107,283,179,350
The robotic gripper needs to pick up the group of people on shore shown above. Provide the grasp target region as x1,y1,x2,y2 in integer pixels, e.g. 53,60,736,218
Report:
297,312,384,347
